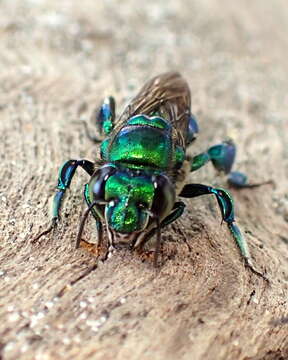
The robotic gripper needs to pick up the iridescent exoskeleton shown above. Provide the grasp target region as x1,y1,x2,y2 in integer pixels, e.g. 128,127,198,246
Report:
35,72,267,278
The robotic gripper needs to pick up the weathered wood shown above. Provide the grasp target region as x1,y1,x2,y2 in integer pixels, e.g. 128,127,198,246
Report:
1,1,288,359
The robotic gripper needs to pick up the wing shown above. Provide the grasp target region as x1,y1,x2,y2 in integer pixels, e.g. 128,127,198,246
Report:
118,72,191,147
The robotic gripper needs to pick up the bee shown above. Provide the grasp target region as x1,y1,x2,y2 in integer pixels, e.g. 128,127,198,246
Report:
34,72,267,279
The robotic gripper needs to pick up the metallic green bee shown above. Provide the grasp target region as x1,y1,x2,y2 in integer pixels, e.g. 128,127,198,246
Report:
35,72,267,278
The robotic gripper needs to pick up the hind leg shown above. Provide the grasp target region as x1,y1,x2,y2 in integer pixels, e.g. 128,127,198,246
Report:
191,140,235,173
190,140,259,188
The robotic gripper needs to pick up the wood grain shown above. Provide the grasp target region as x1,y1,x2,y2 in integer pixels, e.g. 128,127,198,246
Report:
1,1,288,359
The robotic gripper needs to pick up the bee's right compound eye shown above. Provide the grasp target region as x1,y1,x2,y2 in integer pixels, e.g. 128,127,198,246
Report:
89,165,117,201
151,175,175,218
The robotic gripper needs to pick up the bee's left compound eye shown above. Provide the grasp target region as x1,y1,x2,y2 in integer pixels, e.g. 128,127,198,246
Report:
89,165,117,201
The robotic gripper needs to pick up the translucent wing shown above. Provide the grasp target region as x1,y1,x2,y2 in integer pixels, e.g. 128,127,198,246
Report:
118,72,191,147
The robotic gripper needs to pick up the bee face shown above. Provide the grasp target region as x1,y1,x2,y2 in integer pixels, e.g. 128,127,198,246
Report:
88,165,175,239
104,173,154,234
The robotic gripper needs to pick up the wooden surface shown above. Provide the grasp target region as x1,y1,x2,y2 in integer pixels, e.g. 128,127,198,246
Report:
1,1,288,359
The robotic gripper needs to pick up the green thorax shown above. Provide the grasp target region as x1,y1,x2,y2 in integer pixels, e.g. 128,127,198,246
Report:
101,115,185,170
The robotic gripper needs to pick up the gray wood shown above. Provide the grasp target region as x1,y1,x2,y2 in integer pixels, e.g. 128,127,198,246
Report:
1,1,288,359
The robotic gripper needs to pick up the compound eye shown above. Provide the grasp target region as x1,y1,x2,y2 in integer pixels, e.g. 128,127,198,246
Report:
90,165,116,201
151,175,175,217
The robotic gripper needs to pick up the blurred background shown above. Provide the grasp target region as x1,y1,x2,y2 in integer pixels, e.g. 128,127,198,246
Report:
0,1,288,359
1,0,288,228
1,0,287,184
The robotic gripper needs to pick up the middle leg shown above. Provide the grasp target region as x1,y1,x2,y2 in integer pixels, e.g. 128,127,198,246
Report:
84,96,116,143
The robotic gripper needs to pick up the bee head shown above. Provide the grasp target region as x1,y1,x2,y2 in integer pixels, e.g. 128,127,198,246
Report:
88,165,175,237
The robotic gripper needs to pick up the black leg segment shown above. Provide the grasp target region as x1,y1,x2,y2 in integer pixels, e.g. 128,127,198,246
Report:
33,159,95,242
179,183,268,281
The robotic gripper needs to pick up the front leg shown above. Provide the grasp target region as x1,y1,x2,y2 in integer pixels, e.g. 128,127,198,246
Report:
179,184,268,281
76,184,103,250
33,159,95,242
135,202,186,267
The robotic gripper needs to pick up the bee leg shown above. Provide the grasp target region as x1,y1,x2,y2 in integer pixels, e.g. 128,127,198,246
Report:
136,202,186,267
137,201,186,248
85,96,116,143
207,140,236,173
78,184,103,252
161,201,186,228
186,114,199,145
191,141,271,189
33,159,95,242
227,171,273,189
99,229,116,263
179,184,269,282
190,140,235,173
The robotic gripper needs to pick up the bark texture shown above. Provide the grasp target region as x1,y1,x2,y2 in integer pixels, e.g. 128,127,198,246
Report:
0,1,288,359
